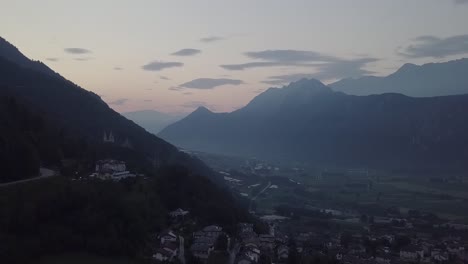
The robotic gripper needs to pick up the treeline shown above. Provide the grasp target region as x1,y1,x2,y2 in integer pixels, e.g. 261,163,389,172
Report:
0,166,250,264
0,96,92,182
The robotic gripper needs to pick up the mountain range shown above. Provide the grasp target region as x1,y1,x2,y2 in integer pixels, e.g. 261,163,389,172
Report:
0,36,223,184
330,58,468,97
122,110,185,135
159,77,468,170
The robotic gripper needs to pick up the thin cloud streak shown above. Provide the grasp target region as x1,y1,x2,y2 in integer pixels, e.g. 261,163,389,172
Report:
222,49,377,81
74,57,93,61
64,48,91,54
200,36,224,43
109,98,128,105
171,48,201,56
142,61,183,71
399,34,468,58
180,78,244,89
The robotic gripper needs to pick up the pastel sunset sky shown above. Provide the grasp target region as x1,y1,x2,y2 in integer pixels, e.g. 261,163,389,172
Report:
2,0,468,113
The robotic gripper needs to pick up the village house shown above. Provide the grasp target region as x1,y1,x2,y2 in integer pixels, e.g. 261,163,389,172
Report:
202,225,223,238
238,223,254,234
153,241,178,262
277,245,289,260
153,248,174,262
242,245,260,262
259,234,275,250
190,242,214,260
237,256,254,264
162,242,178,256
431,251,449,262
375,253,392,264
193,231,205,240
159,230,178,245
95,159,125,172
349,244,366,255
92,159,136,181
190,225,224,261
240,230,258,242
447,242,465,257
243,237,260,249
169,208,189,218
400,245,424,261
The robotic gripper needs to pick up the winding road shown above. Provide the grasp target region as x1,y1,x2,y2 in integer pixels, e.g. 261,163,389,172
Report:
248,181,272,212
0,168,56,187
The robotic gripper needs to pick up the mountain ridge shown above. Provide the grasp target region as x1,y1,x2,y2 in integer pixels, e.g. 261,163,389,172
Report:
0,36,63,79
159,78,468,170
122,109,185,134
330,58,468,97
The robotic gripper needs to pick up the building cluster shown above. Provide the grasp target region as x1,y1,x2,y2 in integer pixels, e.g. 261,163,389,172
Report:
234,223,290,264
90,159,136,181
278,218,468,264
190,225,224,261
241,160,280,177
148,208,468,264
153,230,180,262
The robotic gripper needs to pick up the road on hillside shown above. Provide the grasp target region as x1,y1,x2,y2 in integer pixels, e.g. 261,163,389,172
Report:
248,181,272,212
0,168,56,187
178,235,185,264
228,242,240,264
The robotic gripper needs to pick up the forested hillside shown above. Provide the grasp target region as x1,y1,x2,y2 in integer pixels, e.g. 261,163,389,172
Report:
0,166,250,264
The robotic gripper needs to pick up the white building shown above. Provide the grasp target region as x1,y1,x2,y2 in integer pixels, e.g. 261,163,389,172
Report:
92,160,136,181
159,230,178,245
169,208,189,218
95,159,126,173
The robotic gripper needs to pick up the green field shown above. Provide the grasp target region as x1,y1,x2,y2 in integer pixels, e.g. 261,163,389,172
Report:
247,170,468,223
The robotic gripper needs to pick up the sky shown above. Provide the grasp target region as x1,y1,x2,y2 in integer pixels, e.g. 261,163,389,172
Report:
1,0,468,113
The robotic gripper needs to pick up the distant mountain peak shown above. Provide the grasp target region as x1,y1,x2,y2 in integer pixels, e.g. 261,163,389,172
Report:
330,58,468,97
193,106,212,113
286,78,329,91
394,62,419,74
185,106,215,119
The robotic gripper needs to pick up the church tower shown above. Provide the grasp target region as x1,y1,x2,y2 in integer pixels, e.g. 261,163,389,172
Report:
103,131,115,143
